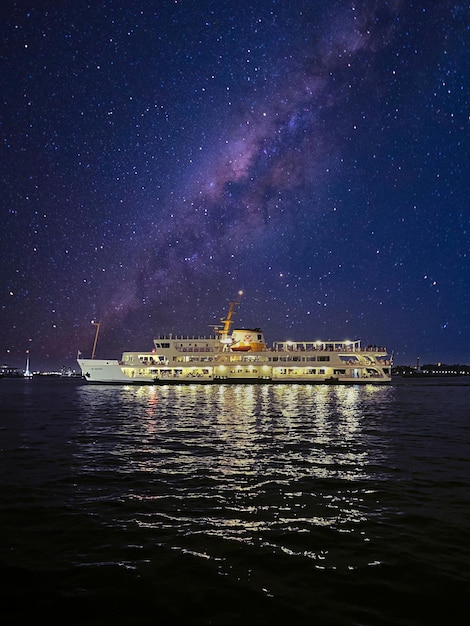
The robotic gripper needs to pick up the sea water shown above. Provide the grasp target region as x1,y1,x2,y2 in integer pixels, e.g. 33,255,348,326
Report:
0,377,469,625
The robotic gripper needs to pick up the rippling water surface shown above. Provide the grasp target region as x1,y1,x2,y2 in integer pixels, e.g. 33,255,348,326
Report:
1,378,469,624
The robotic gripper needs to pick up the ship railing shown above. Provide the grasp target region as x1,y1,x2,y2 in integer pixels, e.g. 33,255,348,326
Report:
271,342,387,353
154,334,217,341
175,346,215,353
272,343,361,352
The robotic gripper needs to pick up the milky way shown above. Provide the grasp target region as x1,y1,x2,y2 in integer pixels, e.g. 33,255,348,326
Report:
1,1,469,368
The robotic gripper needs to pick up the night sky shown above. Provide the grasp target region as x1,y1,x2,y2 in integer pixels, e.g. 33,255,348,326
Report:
1,1,469,371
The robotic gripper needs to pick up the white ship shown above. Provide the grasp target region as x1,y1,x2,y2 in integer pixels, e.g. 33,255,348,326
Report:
78,297,393,385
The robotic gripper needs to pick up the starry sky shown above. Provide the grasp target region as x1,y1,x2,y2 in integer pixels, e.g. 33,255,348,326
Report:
1,0,469,371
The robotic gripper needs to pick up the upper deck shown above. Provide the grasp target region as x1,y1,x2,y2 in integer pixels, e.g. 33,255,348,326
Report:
151,335,387,355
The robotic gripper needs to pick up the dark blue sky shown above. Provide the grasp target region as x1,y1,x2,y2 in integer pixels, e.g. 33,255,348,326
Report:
1,1,469,370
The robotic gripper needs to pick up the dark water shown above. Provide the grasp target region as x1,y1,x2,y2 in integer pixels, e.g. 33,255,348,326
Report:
0,378,469,625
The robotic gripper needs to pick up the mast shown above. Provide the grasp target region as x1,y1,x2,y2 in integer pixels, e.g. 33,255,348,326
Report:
91,321,101,359
217,291,243,343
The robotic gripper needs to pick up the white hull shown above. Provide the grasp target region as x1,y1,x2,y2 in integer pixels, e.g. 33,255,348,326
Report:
77,359,157,384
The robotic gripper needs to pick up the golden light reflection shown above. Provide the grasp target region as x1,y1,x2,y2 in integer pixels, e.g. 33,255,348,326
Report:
74,382,396,572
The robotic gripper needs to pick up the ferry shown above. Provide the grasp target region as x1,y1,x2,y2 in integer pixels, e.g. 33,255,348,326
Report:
78,297,392,385
77,294,393,385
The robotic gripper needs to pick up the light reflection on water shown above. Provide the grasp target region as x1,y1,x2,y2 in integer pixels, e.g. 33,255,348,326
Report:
73,384,396,570
2,378,468,625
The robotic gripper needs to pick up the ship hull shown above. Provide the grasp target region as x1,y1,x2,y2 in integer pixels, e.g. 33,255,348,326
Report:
78,359,391,385
77,359,158,384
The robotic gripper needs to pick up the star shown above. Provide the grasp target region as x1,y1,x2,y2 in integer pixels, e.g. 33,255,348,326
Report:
1,1,469,369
